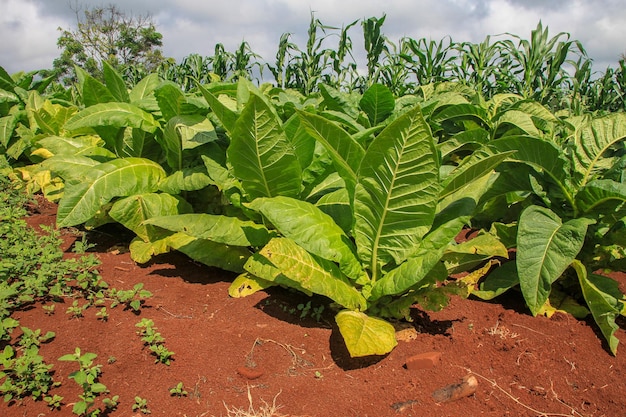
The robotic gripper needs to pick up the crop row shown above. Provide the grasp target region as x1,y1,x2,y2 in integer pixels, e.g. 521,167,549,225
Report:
1,59,624,357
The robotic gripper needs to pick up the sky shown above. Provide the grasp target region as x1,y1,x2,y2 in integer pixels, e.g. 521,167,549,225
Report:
1,0,625,77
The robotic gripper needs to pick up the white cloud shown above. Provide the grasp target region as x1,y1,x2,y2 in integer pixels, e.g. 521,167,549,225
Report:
0,0,65,73
1,0,624,75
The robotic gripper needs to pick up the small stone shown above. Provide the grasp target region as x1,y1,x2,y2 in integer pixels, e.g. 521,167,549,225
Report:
405,351,442,370
237,366,264,380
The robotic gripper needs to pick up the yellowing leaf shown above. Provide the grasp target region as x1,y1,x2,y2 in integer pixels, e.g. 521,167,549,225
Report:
335,310,397,357
228,273,275,298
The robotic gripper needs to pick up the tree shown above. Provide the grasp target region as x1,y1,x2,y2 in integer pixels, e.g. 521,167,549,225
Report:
53,4,165,84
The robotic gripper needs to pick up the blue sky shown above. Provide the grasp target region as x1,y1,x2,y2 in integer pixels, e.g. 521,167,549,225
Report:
2,0,625,75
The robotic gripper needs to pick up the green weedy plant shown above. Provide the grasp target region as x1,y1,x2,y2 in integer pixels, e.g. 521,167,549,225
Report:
473,112,626,354
135,318,175,365
58,348,118,416
0,345,58,403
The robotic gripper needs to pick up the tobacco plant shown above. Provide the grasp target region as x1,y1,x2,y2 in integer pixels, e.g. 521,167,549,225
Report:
473,112,626,353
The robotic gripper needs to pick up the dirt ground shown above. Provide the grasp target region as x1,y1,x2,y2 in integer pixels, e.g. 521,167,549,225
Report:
2,197,625,417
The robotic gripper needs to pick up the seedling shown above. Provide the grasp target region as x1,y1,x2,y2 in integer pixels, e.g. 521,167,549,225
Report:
66,300,86,318
132,396,151,414
44,393,64,409
95,307,109,321
135,319,175,365
296,301,325,322
110,283,152,312
42,304,56,315
72,234,96,254
169,381,188,397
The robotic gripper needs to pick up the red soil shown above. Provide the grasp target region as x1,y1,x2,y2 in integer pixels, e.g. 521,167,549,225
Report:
3,197,625,417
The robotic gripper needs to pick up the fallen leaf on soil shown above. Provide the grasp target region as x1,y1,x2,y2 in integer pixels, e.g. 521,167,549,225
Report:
432,374,478,403
395,327,418,342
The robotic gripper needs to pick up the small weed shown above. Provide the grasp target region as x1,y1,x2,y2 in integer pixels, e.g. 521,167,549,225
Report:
72,234,96,254
66,299,86,318
58,348,118,416
96,307,109,321
136,318,174,365
110,283,152,312
132,396,151,414
44,393,64,409
42,304,56,315
296,301,325,322
169,381,188,397
18,326,55,348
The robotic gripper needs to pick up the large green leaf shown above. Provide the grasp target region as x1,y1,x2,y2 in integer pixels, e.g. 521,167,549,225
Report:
359,83,395,126
75,66,116,107
56,157,166,227
517,205,594,316
161,115,218,171
248,196,364,281
575,179,626,215
572,260,623,355
102,61,130,103
228,93,302,199
335,310,397,357
64,102,160,134
440,151,514,201
443,233,509,274
573,113,626,187
481,135,569,184
197,83,238,134
296,110,365,194
370,197,475,300
354,106,440,273
495,109,541,137
472,261,520,300
158,165,214,194
32,101,77,136
256,238,367,311
129,73,160,103
370,246,444,300
154,82,186,121
40,155,101,182
109,193,192,241
144,213,272,247
167,232,250,273
0,114,19,148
